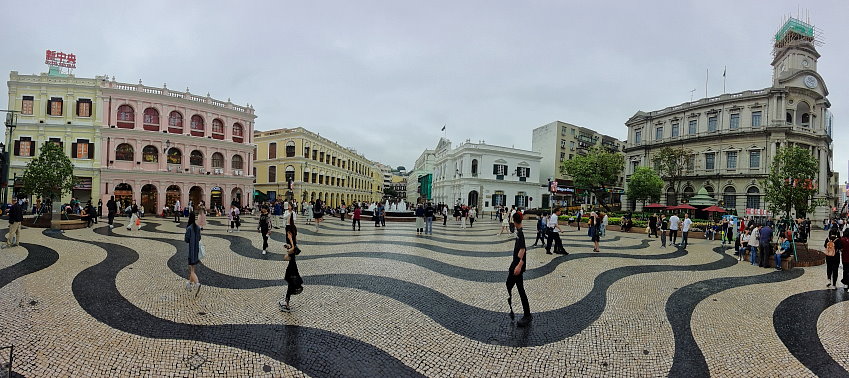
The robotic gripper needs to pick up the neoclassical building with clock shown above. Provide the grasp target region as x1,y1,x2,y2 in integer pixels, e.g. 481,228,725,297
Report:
622,17,837,218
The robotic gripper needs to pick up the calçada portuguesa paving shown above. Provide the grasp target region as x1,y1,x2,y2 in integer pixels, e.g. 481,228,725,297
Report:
0,215,847,377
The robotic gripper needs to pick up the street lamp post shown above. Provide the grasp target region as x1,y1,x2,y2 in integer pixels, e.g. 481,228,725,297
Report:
1,111,19,206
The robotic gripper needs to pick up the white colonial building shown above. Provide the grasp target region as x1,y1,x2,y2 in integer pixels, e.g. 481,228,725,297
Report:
623,17,837,219
431,138,543,211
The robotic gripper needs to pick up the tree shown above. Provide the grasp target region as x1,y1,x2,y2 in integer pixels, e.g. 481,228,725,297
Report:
763,146,823,219
21,142,78,210
383,187,398,198
652,146,692,204
626,166,664,206
561,146,624,212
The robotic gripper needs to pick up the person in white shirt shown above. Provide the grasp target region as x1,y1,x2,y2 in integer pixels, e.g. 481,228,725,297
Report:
681,213,693,248
601,213,609,237
669,214,681,246
545,208,567,255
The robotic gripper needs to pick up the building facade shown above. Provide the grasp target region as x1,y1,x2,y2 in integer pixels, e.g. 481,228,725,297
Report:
623,18,835,218
98,78,255,212
431,138,543,212
406,149,436,204
253,127,382,207
532,120,625,209
6,71,103,204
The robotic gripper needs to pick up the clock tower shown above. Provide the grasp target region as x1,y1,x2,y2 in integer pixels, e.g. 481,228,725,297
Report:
771,17,821,87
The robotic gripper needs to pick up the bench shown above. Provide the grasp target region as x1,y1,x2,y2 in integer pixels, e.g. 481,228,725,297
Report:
741,245,795,270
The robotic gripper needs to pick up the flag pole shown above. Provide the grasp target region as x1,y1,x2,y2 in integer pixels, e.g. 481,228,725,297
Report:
705,68,708,98
723,65,727,94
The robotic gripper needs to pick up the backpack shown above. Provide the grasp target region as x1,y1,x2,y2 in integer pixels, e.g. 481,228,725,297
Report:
826,239,836,257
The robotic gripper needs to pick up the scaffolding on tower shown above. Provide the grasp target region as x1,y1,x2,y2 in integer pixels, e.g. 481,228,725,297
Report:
773,15,824,56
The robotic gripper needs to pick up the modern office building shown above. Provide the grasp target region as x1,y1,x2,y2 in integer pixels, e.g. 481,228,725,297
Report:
431,138,543,211
253,127,382,206
622,17,835,218
531,120,625,209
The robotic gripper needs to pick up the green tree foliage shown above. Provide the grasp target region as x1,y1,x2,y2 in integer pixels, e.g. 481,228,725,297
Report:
651,146,692,203
383,187,399,198
20,142,78,203
561,146,624,211
763,146,823,218
626,166,664,205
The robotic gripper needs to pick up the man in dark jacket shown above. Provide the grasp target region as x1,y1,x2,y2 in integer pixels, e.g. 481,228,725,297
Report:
759,224,773,268
107,196,117,229
5,200,23,247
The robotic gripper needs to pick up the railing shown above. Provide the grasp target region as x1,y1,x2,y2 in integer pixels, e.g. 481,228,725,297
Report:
633,88,772,119
625,123,827,149
102,79,255,114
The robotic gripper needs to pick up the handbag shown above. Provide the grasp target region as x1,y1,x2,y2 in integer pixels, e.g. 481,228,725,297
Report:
198,240,206,260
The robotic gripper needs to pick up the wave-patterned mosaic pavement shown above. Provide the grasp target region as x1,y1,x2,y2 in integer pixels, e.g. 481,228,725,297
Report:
0,216,847,376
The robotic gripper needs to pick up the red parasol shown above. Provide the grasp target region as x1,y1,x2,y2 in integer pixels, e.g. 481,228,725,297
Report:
669,203,697,210
644,203,666,209
702,205,726,213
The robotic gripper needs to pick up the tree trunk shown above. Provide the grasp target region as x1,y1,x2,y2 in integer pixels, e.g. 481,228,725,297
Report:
593,188,612,212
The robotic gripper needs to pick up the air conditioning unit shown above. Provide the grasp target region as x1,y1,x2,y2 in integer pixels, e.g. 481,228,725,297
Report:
214,168,223,175
199,168,206,174
234,169,243,176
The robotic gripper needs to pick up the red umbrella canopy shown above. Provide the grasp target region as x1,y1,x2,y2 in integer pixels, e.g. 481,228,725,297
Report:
644,203,666,209
702,205,726,213
673,203,697,210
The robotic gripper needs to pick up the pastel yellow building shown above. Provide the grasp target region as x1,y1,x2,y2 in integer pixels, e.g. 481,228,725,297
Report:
253,127,382,206
6,71,104,204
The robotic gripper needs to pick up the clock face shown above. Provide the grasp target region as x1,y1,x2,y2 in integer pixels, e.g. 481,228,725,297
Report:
804,75,818,89
801,59,810,68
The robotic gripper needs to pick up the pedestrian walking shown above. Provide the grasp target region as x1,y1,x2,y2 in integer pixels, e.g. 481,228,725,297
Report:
498,213,510,235
174,200,182,223
839,229,849,292
506,212,532,327
649,213,658,238
4,199,23,248
97,198,103,219
258,206,272,255
469,207,477,227
442,206,448,226
305,201,314,225
460,206,469,229
749,225,761,265
228,205,241,232
681,213,692,248
589,211,601,252
198,200,207,230
352,204,362,231
758,223,773,268
107,196,117,229
314,199,325,230
424,203,434,235
531,211,548,247
184,212,203,297
601,212,608,237
280,208,303,312
545,208,567,255
415,205,425,234
824,228,840,288
126,202,140,231
669,213,681,246
659,214,668,248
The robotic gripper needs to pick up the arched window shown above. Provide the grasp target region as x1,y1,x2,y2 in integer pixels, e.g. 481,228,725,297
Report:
683,186,695,201
115,143,134,161
268,166,277,182
746,187,760,209
723,186,736,209
232,123,244,143
786,112,793,124
471,159,478,176
304,143,310,157
168,111,183,133
211,152,224,168
796,102,811,127
704,185,715,198
143,108,159,131
285,165,296,183
190,150,203,166
142,145,158,163
167,147,182,165
117,105,135,128
232,154,244,170
212,119,224,139
190,115,204,136
285,141,295,157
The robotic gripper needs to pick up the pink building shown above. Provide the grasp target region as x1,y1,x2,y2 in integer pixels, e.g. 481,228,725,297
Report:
99,78,255,214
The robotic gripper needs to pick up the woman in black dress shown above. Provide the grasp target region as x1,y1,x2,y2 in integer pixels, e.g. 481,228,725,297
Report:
280,208,303,312
589,211,601,252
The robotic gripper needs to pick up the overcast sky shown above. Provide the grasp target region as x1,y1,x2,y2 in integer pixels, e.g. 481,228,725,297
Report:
2,1,847,178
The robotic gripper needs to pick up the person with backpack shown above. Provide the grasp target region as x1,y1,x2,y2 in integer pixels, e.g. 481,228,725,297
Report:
824,228,841,289
531,212,548,247
280,205,303,312
258,206,272,255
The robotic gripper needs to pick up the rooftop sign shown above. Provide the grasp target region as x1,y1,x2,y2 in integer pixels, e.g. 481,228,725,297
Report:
45,50,76,68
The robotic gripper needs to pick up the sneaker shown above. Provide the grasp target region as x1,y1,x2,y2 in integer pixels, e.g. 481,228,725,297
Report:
280,303,291,312
827,283,833,288
517,314,533,327
109,225,114,229
262,250,267,255
185,281,193,291
546,251,552,255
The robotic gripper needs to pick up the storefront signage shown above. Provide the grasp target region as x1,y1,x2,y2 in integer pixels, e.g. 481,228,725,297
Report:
744,208,772,216
45,50,77,68
73,177,92,190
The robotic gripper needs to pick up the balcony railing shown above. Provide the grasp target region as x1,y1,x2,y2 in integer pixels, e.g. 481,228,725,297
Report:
625,123,826,149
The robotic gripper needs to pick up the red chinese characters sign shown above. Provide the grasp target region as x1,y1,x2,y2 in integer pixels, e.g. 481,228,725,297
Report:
45,50,76,68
